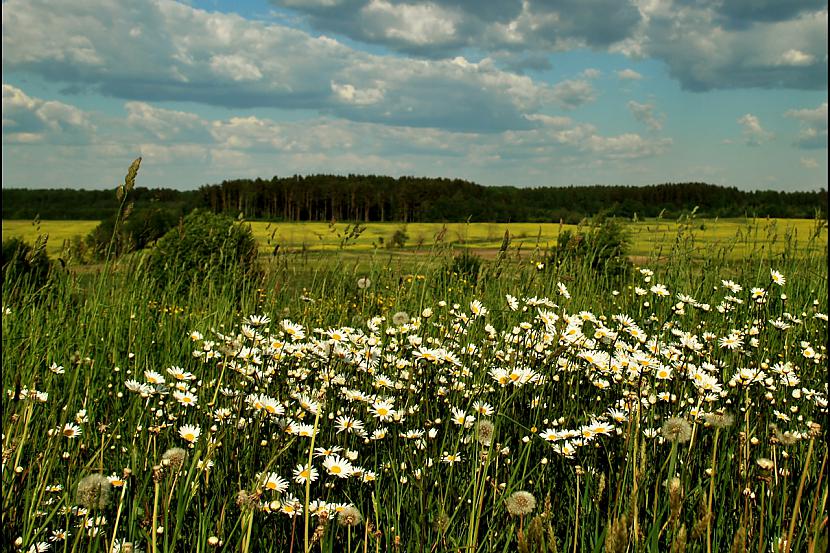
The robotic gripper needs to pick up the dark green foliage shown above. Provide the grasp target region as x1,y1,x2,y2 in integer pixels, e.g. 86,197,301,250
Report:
145,209,260,296
2,237,52,290
4,180,826,223
549,216,632,279
2,187,201,220
388,228,409,249
79,206,180,262
446,250,483,283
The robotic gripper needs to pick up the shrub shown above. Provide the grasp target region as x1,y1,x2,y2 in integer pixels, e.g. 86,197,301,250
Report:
2,237,52,290
549,215,631,279
388,227,409,249
145,209,260,296
446,250,483,284
80,206,180,262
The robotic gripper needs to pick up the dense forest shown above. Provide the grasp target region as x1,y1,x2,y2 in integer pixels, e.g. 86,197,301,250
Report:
3,176,826,222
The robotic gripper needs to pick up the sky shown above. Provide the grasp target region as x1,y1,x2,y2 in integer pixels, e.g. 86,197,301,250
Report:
1,0,827,192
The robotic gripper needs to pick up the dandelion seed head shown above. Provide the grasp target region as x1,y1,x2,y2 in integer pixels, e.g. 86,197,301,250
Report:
76,474,111,510
506,490,536,516
337,505,363,527
161,448,187,471
703,412,735,429
475,420,495,447
661,417,692,443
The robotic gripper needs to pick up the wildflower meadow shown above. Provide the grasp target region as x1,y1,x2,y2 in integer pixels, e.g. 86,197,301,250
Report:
2,206,828,553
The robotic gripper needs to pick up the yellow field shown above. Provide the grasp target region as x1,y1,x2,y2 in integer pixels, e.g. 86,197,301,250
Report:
3,217,826,260
2,220,100,257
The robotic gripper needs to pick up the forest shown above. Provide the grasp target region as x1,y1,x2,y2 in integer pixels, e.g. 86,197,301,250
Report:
3,176,826,222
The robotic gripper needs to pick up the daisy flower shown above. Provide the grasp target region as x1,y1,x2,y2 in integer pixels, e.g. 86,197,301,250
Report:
261,472,289,493
293,464,318,484
441,452,462,464
322,455,354,478
335,416,365,435
179,424,201,443
144,370,165,385
370,400,396,421
62,423,82,439
173,390,198,407
770,269,786,286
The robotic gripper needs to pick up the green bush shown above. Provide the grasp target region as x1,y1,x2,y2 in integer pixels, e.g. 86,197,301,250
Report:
79,206,180,262
549,215,631,278
2,237,52,290
145,209,260,296
446,250,483,284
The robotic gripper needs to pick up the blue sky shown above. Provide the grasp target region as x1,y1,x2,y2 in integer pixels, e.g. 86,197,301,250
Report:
2,0,827,191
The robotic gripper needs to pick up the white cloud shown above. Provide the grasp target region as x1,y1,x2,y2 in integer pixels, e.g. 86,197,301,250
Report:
785,102,827,149
331,82,385,105
125,102,208,141
737,114,774,146
551,79,596,110
616,68,643,80
209,54,264,82
634,4,827,91
800,157,819,168
361,0,460,47
1,0,560,133
1,84,94,144
627,101,663,131
778,49,816,67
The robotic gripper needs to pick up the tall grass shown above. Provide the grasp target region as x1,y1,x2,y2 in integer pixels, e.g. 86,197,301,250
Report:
2,214,827,552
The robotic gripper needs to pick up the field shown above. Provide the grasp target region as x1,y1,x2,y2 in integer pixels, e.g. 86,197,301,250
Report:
2,214,828,553
3,217,827,261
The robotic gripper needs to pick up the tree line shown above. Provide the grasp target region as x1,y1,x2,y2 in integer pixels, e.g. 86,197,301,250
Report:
3,176,826,222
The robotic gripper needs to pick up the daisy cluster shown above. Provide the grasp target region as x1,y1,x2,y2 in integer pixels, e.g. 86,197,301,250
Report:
11,267,827,550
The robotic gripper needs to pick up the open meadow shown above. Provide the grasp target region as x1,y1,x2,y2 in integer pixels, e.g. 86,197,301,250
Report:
3,217,827,261
2,214,828,553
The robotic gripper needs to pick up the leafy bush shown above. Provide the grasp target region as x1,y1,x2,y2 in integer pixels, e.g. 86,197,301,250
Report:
145,209,260,295
79,206,180,262
2,237,52,290
388,227,409,249
446,250,483,283
549,215,631,278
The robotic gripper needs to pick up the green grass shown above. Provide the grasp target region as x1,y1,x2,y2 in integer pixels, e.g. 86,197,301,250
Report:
2,216,828,553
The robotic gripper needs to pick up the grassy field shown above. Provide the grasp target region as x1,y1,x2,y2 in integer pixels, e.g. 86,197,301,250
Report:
2,213,828,552
3,217,828,260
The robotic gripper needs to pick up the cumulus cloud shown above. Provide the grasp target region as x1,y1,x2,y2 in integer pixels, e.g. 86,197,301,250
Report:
125,102,209,142
627,101,663,131
632,3,827,91
616,68,643,80
551,79,596,110
272,1,826,92
1,0,557,133
785,102,827,149
737,113,774,146
800,156,819,168
2,84,94,143
272,0,642,57
2,81,675,188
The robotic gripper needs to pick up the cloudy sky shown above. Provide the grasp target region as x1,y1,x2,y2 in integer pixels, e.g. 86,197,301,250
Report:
2,0,827,191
